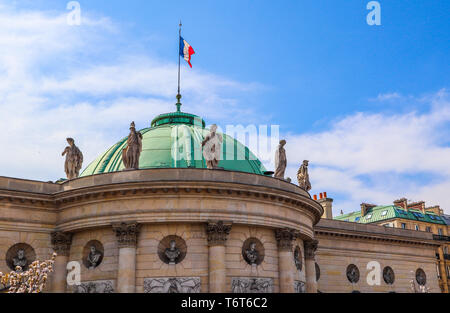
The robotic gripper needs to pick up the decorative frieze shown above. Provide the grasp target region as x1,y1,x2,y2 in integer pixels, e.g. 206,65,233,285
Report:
144,277,201,293
51,231,73,257
73,280,114,293
206,221,232,246
304,240,318,260
231,277,273,293
275,228,297,251
112,222,141,248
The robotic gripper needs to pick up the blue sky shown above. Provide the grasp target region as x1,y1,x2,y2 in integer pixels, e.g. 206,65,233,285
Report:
0,1,449,214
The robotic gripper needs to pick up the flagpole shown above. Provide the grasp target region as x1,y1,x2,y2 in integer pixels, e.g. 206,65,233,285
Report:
176,21,182,112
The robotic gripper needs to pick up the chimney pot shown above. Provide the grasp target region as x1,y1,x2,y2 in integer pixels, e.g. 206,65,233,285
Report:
324,192,327,198
313,195,317,201
320,193,323,199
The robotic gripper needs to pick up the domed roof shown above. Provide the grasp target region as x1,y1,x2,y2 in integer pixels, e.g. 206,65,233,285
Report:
80,111,268,177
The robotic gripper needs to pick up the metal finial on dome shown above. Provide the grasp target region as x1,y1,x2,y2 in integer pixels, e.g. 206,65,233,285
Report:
176,94,182,112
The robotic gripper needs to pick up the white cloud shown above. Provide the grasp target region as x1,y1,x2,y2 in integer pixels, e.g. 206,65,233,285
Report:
277,89,450,214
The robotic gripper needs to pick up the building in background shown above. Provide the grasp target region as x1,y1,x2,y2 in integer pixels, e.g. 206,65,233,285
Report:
332,197,449,293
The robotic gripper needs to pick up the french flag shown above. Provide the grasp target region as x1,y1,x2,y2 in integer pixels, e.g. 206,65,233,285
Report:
180,37,195,68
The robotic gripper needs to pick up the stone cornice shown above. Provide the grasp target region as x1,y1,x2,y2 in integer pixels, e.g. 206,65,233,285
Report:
0,169,324,224
315,227,441,247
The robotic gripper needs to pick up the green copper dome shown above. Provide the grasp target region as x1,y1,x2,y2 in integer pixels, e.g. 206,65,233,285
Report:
80,111,267,177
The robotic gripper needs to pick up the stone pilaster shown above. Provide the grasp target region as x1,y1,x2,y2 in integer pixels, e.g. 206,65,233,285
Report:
112,222,141,293
206,221,232,293
275,228,297,293
304,240,318,293
50,231,73,293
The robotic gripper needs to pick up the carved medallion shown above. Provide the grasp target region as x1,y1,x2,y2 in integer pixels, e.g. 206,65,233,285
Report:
83,240,104,270
294,246,303,271
383,266,395,285
315,262,320,281
231,277,273,293
416,268,426,286
6,243,36,271
242,238,265,266
158,235,187,265
346,264,360,283
144,277,201,293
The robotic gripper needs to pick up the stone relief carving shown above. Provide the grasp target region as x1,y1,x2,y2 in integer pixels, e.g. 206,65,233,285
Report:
158,235,187,265
294,246,303,271
383,266,395,285
274,139,287,179
231,277,273,293
297,160,311,192
6,243,35,271
206,221,232,246
83,240,104,269
62,138,83,180
242,238,265,266
144,277,201,293
73,280,114,293
294,281,306,293
202,124,223,169
415,268,427,286
122,122,143,170
346,264,360,283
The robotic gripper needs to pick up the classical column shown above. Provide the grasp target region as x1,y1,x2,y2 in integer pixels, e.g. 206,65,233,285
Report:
206,221,232,293
275,228,297,293
438,246,449,293
112,222,141,293
51,231,73,293
304,240,318,293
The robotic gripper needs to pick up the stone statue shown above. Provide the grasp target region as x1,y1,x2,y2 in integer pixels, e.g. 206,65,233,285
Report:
202,124,222,169
122,122,143,170
87,246,102,269
62,138,83,180
165,240,181,264
297,160,311,191
294,247,302,271
274,140,287,179
245,242,259,265
13,249,27,271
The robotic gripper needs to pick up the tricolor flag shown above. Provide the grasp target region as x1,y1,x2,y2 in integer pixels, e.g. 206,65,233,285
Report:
180,37,195,68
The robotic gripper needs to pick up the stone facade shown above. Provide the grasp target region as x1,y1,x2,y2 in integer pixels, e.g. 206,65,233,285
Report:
0,169,442,293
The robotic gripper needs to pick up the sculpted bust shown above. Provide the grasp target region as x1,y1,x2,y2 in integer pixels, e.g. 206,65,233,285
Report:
87,246,102,269
202,124,223,169
297,160,312,192
62,138,83,180
245,242,259,265
165,240,181,264
13,249,27,271
274,140,287,179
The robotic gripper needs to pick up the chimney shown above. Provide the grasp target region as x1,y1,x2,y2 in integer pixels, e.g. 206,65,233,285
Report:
318,191,333,219
360,203,377,216
393,198,408,210
313,195,318,201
